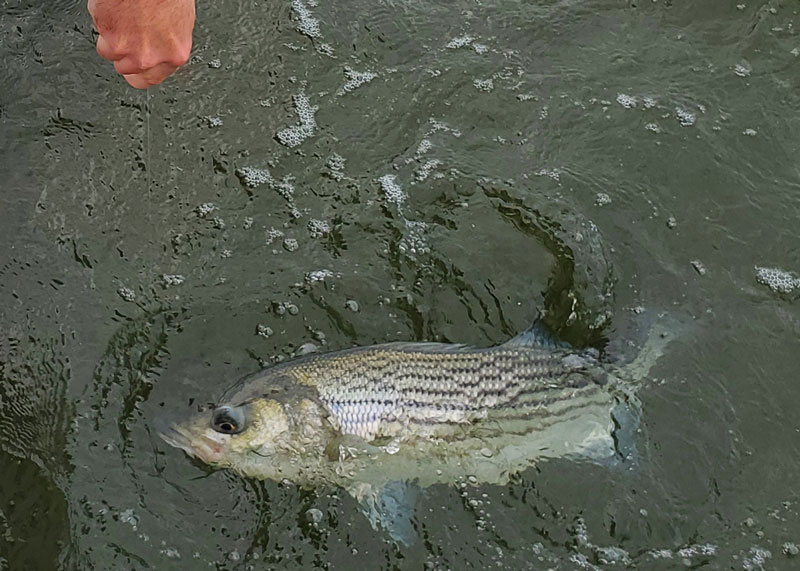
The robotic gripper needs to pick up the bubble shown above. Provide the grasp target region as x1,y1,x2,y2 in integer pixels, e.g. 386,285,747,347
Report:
399,219,429,256
667,216,677,228
783,543,799,557
119,508,138,530
256,325,273,338
742,546,771,570
243,216,254,229
645,122,661,133
415,138,433,156
378,174,406,206
472,43,489,54
196,203,215,217
317,43,335,56
755,266,800,293
473,78,494,92
160,547,181,559
649,549,673,559
446,35,474,49
616,93,637,109
426,118,462,137
675,107,696,126
307,218,331,238
345,299,359,312
595,193,612,206
266,228,284,245
285,303,299,315
272,175,295,201
326,153,346,180
276,91,318,148
305,269,334,283
204,116,223,127
414,159,441,182
338,67,377,95
296,343,318,356
283,238,299,252
534,168,560,181
596,546,631,565
743,128,757,136
291,0,320,38
734,61,752,77
690,260,707,276
236,166,272,188
117,287,136,302
207,58,221,69
162,274,185,287
305,508,324,524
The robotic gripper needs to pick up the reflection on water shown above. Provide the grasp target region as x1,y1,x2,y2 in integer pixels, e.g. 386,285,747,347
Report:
2,0,800,569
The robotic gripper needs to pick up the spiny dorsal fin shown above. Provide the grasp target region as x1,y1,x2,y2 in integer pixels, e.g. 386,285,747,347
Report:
502,314,569,350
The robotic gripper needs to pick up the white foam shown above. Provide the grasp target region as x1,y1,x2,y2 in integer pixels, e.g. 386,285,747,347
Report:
277,92,318,148
338,67,377,95
378,174,406,206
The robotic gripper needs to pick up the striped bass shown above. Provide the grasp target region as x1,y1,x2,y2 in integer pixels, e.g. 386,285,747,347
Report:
158,314,673,542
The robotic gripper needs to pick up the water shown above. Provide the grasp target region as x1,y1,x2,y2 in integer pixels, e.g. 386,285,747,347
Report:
2,0,800,568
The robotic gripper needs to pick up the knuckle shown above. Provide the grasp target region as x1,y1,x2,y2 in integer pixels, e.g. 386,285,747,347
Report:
170,44,192,67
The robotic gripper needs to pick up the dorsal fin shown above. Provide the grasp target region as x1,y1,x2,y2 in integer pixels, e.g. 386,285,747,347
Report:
502,313,569,350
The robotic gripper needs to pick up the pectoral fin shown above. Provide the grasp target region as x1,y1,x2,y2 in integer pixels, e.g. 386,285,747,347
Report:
325,433,383,461
347,481,420,546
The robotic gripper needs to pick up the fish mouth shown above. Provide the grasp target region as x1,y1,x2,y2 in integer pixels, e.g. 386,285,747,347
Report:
155,416,228,465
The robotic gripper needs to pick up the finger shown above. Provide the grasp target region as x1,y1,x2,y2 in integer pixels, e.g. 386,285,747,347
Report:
96,34,123,62
123,63,178,89
114,57,145,76
122,73,152,89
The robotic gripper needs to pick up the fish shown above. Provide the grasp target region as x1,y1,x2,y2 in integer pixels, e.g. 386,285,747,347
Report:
158,314,674,544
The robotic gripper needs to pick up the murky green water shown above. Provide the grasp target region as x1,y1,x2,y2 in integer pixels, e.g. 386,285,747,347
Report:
2,0,800,568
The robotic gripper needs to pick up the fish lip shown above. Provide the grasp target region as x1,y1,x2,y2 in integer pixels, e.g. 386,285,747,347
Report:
155,416,198,457
155,416,228,465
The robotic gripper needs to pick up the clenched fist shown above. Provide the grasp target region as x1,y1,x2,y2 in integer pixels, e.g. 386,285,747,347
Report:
88,0,196,89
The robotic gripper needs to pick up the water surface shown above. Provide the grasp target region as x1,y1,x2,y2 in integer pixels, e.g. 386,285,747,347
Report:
2,0,800,568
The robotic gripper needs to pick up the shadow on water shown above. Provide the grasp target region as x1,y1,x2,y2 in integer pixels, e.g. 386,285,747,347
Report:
0,335,73,570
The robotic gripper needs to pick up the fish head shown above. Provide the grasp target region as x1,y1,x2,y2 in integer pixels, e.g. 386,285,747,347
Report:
157,398,291,471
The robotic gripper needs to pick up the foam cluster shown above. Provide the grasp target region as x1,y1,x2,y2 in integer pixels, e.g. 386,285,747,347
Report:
117,287,136,302
378,174,406,206
236,167,272,188
326,153,346,180
414,159,441,182
446,35,474,49
196,202,216,217
338,67,377,95
307,218,331,238
675,107,696,126
291,0,320,38
755,266,800,293
276,92,318,148
265,227,284,245
162,274,185,287
272,175,295,201
305,269,334,283
473,78,494,92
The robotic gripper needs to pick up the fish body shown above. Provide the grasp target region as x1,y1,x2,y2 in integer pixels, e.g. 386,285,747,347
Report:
159,317,672,542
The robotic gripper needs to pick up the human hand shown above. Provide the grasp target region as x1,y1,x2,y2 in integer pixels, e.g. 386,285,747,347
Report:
88,0,196,89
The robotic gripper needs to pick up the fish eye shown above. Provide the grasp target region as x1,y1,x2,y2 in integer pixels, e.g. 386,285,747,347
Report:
211,405,245,435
